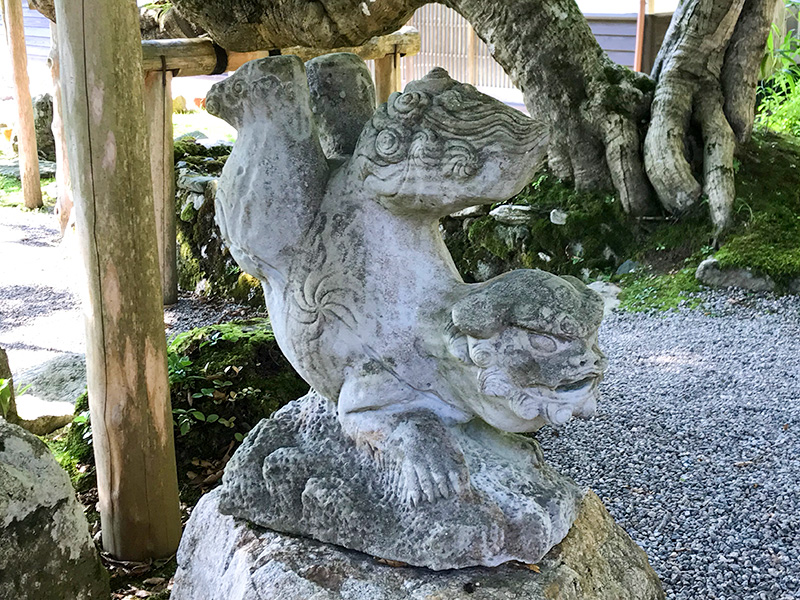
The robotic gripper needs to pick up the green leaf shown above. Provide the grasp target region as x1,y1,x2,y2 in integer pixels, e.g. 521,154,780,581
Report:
191,410,206,421
206,414,219,423
180,422,191,436
234,433,244,442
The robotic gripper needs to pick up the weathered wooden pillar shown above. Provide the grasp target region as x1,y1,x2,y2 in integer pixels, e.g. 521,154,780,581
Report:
53,0,182,561
49,22,73,234
374,47,402,105
2,0,42,209
144,68,178,305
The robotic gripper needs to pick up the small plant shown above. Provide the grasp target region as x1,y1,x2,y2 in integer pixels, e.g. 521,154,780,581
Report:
756,7,800,135
0,378,11,419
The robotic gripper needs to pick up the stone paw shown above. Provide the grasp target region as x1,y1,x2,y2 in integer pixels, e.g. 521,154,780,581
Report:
392,447,470,506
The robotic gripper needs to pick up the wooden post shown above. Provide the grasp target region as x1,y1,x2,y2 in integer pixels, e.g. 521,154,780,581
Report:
3,0,42,209
634,0,646,72
467,27,477,85
49,22,73,235
53,0,182,561
144,68,178,305
374,48,402,105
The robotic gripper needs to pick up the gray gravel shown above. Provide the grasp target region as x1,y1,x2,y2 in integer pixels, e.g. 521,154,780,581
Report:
539,289,800,600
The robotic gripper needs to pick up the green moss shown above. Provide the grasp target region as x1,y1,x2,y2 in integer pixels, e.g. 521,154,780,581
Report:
173,138,231,163
618,267,704,312
603,64,625,85
231,272,263,305
633,75,657,95
174,140,266,307
714,131,800,288
176,228,203,291
47,392,95,492
167,318,308,466
445,173,636,281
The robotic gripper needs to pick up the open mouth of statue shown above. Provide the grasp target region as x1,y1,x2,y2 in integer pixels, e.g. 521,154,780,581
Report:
555,376,596,394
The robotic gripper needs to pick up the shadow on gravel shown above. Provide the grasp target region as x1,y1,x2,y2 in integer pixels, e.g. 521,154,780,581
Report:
0,285,77,332
3,222,60,246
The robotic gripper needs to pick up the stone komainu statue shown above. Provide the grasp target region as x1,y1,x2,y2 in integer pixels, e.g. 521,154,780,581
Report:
204,53,606,570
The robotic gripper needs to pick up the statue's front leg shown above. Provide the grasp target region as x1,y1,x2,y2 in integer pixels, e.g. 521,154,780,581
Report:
337,371,471,506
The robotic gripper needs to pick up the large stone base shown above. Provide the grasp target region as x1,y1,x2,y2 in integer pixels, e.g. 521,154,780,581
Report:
0,419,109,599
216,393,583,570
173,489,665,600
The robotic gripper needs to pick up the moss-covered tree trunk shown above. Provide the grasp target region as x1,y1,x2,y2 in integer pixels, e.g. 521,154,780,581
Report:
170,0,775,235
53,0,182,561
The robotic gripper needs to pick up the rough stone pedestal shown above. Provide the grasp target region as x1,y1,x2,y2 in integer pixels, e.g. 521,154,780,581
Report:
216,394,584,570
173,488,665,600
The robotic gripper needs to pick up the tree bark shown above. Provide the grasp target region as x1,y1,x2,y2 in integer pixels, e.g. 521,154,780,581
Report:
443,0,657,216
169,0,776,232
645,0,775,234
3,0,43,210
53,0,182,561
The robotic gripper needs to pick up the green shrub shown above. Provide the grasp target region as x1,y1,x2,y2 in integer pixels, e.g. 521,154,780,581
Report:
55,319,307,491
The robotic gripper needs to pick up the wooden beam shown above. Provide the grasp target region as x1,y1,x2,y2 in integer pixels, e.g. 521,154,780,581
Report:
144,68,178,305
141,27,421,77
3,0,42,209
54,0,182,561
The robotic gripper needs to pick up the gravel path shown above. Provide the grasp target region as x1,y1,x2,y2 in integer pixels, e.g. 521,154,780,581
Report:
0,205,262,376
3,206,800,598
540,290,800,600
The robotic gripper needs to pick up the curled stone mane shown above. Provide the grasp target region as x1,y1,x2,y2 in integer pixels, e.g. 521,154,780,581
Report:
360,67,546,179
452,270,605,340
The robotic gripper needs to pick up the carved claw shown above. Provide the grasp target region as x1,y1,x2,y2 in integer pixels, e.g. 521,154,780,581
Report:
390,433,470,506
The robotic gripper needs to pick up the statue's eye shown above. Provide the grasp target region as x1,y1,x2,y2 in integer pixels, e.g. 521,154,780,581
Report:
529,334,558,353
232,81,245,95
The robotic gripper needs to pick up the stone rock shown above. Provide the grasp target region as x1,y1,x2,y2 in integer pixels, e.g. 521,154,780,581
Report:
177,169,216,193
196,138,233,150
450,204,490,218
695,257,776,292
26,0,54,21
175,130,208,142
550,208,568,225
0,158,57,179
489,204,534,225
11,94,55,162
789,278,800,294
173,488,664,600
34,94,56,162
0,419,109,599
615,259,640,275
587,281,622,316
15,352,86,408
218,393,583,570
